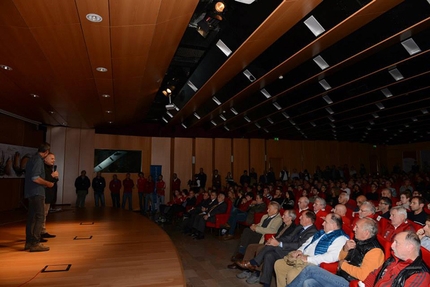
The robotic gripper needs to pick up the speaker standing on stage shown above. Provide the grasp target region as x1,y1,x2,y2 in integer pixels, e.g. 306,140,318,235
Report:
41,153,59,239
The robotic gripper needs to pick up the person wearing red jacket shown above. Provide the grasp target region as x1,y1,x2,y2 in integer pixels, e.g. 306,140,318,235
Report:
156,175,166,212
109,174,121,208
122,173,134,211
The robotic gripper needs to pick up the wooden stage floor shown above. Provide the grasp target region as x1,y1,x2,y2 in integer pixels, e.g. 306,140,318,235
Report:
0,208,185,287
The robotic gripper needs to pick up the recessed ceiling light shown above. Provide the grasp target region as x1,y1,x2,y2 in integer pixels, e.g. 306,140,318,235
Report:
187,81,198,92
211,120,217,126
243,69,256,82
0,64,12,70
162,117,168,123
349,125,354,129
328,116,335,122
272,102,282,110
383,128,387,132
401,38,421,56
372,113,379,118
86,13,103,23
411,117,417,122
375,102,385,110
244,116,251,123
102,94,110,98
329,123,335,128
194,112,200,119
295,126,301,131
319,79,331,90
106,110,112,114
404,124,409,128
212,96,221,105
313,55,329,70
181,123,187,129
255,123,261,128
325,107,334,114
282,112,289,119
166,111,173,118
310,121,316,127
267,118,274,124
96,67,108,72
260,89,271,99
263,128,269,133
369,120,374,125
108,121,113,124
304,15,325,37
220,114,226,121
224,126,230,131
388,68,404,81
31,94,39,98
216,39,232,57
278,75,284,80
323,95,333,104
49,111,54,114
289,119,296,126
421,108,429,114
381,88,392,98
62,122,67,126
230,108,238,115
366,127,371,130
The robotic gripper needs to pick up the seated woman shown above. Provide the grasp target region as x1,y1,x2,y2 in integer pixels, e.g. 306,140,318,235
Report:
396,190,412,211
282,189,295,209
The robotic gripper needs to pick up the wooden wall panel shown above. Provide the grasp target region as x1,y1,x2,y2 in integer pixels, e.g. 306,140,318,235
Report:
214,138,231,185
233,139,250,186
302,141,316,174
195,138,213,186
286,141,303,173
173,138,193,192
267,139,285,178
151,137,171,200
250,139,266,178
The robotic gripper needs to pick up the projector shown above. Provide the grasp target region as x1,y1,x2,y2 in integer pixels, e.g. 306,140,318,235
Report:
165,104,176,110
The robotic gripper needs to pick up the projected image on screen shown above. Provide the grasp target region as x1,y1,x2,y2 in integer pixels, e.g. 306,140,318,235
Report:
94,149,142,173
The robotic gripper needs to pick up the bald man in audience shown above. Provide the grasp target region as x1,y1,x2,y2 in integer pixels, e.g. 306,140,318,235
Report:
294,197,310,225
332,204,351,228
382,206,414,241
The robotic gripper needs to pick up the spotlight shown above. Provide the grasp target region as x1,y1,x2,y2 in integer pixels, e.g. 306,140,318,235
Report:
215,2,225,13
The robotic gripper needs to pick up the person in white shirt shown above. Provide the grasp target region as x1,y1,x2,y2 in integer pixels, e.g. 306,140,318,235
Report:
274,213,349,286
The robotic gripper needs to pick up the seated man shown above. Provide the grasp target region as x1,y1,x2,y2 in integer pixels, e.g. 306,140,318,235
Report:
361,231,430,286
294,197,310,225
376,196,392,219
274,213,349,286
228,201,283,268
313,197,328,229
417,214,430,251
338,191,356,211
223,193,266,240
183,191,217,233
353,195,368,212
235,210,317,287
332,204,351,228
190,193,227,239
382,206,415,241
352,201,377,228
407,196,427,225
287,217,384,287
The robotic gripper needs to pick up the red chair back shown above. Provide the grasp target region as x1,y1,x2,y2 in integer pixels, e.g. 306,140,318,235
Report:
421,247,430,268
377,234,392,260
407,220,424,232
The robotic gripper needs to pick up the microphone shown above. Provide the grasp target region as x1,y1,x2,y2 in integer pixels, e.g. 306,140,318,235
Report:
53,165,57,172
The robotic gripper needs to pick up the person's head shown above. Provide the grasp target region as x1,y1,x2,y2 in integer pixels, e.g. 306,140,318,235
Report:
338,192,349,204
113,174,117,180
227,189,235,199
126,173,130,179
263,187,270,195
323,213,342,233
217,192,225,203
243,170,248,175
97,171,102,177
245,192,254,201
267,201,281,216
282,210,297,225
423,214,430,237
188,190,195,197
297,196,309,210
174,189,180,197
409,196,425,213
200,168,204,173
38,142,51,158
313,197,326,212
390,206,407,227
412,190,423,197
255,193,264,204
400,190,412,204
333,204,347,217
370,183,378,192
381,188,392,198
158,174,163,181
210,191,217,200
274,187,282,196
391,231,421,261
299,210,316,227
379,197,392,213
148,175,153,181
44,153,55,166
81,170,86,177
202,191,209,200
354,217,378,241
358,201,376,219
356,195,367,208
173,172,177,179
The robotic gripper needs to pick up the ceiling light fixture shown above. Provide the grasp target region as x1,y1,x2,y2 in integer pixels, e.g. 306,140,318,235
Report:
260,89,271,99
319,79,331,90
411,117,417,122
322,95,333,104
401,38,421,55
216,39,232,57
289,119,296,126
295,126,301,131
194,112,200,120
102,94,110,98
220,114,226,121
243,69,256,82
404,124,409,128
328,116,335,122
166,111,173,118
244,116,251,122
310,121,316,127
211,120,217,126
267,118,274,124
372,113,379,118
376,102,385,110
106,110,112,114
282,112,289,119
187,81,198,92
349,125,354,129
31,93,39,98
181,123,187,129
0,64,12,70
108,121,113,124
388,68,404,81
421,108,428,114
263,128,269,133
313,55,329,70
381,88,392,98
162,117,168,123
369,120,374,125
224,126,230,131
96,67,108,72
272,102,282,110
230,108,238,115
366,127,371,130
86,13,103,23
255,123,261,128
329,123,335,128
304,15,325,37
325,107,334,114
212,96,221,105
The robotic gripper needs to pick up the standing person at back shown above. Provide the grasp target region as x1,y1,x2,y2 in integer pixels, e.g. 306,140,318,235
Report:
137,172,147,213
92,172,106,207
75,170,90,208
24,143,54,252
156,175,166,212
109,174,121,208
122,173,134,210
41,153,59,239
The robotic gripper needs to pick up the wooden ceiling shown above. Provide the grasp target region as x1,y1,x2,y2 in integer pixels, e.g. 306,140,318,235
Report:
1,0,430,145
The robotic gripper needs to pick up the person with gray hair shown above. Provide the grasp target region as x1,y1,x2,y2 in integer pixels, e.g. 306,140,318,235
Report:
383,206,414,242
287,217,384,287
313,197,328,229
352,201,377,228
361,231,430,286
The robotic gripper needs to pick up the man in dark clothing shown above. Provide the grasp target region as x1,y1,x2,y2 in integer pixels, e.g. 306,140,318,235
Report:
92,172,106,207
75,170,90,208
41,153,59,239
